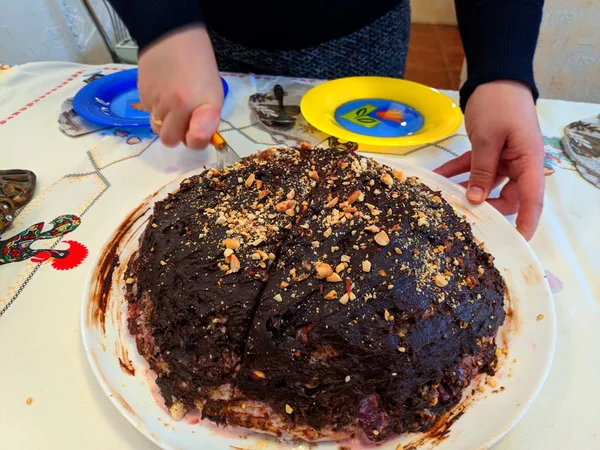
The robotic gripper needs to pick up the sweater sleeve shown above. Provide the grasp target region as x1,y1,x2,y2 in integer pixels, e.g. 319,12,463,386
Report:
108,0,204,53
454,0,544,110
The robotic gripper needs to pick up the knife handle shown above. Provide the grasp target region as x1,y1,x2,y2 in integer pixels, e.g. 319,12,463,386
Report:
210,132,226,150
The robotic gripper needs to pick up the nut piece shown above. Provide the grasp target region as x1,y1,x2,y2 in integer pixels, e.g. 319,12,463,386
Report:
434,273,449,287
339,293,349,305
537,314,545,321
326,273,343,283
285,404,294,414
335,262,346,273
125,277,135,285
325,197,339,208
315,262,334,279
324,290,337,300
245,173,256,188
323,227,332,238
26,397,33,405
227,254,241,273
223,238,240,250
380,173,394,187
364,225,380,233
287,189,296,200
384,309,394,321
308,170,319,181
374,230,390,246
273,294,283,303
392,170,407,182
362,260,372,273
487,377,498,388
276,200,294,212
280,281,289,289
347,190,362,205
170,401,187,421
252,370,266,379
216,215,227,225
258,189,271,200
224,248,234,258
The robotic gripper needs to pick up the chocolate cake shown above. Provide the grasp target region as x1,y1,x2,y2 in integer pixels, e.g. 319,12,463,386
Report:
125,145,506,442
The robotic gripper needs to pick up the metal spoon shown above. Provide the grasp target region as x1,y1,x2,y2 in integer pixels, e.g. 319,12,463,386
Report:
272,84,297,127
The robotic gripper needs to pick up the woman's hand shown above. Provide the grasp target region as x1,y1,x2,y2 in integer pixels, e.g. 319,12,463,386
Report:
138,26,223,149
435,80,545,240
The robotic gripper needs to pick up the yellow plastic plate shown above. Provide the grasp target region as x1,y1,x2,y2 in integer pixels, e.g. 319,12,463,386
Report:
300,76,463,147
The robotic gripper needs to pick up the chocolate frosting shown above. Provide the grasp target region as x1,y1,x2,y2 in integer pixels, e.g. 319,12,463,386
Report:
127,146,505,442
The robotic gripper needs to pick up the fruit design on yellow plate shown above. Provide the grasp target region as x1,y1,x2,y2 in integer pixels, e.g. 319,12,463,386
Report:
376,108,404,124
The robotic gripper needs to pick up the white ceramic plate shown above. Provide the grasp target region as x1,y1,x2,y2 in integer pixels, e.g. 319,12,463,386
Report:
81,156,556,450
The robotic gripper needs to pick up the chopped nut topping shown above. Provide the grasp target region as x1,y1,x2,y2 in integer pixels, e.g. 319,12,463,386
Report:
433,195,442,203
252,370,266,379
26,397,33,405
285,208,295,217
345,375,351,383
308,170,319,181
325,197,339,208
487,377,498,388
245,173,255,189
224,248,234,258
384,309,394,321
311,241,320,248
125,277,135,284
151,223,158,228
392,170,406,182
339,293,349,305
258,189,271,200
287,189,296,199
394,247,402,255
326,273,343,283
228,254,241,273
364,225,380,233
397,346,406,353
315,262,334,279
323,227,332,238
276,200,294,212
477,266,485,276
335,263,346,273
341,255,351,263
285,404,294,414
223,238,240,250
537,314,545,321
434,273,449,287
324,290,337,300
362,260,372,272
280,281,289,289
160,260,167,266
347,190,362,205
373,430,380,436
380,173,393,187
273,294,283,303
374,230,390,246
215,215,227,225
417,216,429,227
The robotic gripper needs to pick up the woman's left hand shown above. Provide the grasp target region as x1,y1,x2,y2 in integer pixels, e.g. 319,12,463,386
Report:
434,80,545,240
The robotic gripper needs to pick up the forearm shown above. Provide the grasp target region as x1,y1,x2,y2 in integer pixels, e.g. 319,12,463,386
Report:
108,0,204,53
455,0,544,110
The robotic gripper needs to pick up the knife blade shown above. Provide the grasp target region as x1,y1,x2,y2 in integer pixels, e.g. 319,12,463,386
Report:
210,132,241,169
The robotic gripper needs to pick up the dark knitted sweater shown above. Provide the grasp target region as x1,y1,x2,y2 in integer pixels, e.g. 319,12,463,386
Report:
108,0,544,109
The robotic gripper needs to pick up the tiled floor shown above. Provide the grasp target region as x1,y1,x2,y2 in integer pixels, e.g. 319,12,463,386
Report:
405,24,464,90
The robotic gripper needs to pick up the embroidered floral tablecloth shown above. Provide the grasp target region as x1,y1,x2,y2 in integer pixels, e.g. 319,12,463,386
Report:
0,62,598,450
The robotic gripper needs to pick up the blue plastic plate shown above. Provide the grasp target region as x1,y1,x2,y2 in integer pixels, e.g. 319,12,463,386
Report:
72,68,229,127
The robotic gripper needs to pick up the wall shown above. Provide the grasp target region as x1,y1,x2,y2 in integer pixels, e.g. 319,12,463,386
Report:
0,0,112,64
411,0,457,25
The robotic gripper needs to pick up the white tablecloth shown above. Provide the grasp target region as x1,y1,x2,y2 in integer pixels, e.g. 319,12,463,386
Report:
0,62,598,449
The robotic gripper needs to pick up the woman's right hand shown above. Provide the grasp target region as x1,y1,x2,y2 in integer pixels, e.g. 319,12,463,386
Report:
138,26,223,149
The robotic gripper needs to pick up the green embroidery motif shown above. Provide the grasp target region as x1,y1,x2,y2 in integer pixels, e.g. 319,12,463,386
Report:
340,105,381,128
